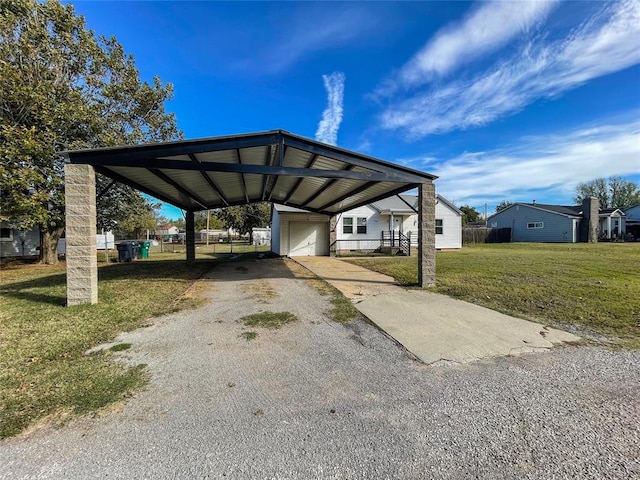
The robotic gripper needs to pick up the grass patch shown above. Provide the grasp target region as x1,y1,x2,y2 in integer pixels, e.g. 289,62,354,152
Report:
239,331,258,341
344,243,640,347
0,256,219,438
282,259,362,324
240,311,298,329
241,279,277,303
109,343,132,352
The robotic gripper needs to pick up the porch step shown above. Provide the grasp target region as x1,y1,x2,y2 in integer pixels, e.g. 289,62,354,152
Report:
380,246,403,255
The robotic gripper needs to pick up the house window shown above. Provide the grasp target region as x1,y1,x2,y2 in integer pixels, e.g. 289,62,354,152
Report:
0,227,12,241
435,219,443,235
356,217,367,234
527,222,544,229
342,217,353,234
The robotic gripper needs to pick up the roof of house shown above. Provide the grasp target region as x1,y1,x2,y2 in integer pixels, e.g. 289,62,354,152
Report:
525,203,582,216
488,202,627,220
371,194,461,215
274,193,461,217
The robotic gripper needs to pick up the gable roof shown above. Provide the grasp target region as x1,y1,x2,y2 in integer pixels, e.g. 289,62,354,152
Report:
64,130,436,216
524,203,582,216
371,194,461,215
487,202,582,221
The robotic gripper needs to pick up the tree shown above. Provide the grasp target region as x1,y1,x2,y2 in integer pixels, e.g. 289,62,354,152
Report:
214,203,271,240
573,176,639,209
459,205,482,225
0,0,181,263
495,200,513,213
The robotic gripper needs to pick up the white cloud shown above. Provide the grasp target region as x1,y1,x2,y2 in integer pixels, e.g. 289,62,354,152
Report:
316,72,346,146
381,0,640,138
397,119,640,208
259,6,380,74
398,0,556,87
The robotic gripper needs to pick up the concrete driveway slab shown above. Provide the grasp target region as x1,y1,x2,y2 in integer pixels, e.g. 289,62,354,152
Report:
295,257,580,364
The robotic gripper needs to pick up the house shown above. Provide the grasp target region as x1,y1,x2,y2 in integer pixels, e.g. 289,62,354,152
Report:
154,225,180,238
335,194,462,251
0,223,40,257
624,205,640,239
270,194,462,257
0,222,114,258
487,198,626,243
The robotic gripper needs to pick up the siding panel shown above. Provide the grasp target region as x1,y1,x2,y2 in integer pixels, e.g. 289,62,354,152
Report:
489,205,576,242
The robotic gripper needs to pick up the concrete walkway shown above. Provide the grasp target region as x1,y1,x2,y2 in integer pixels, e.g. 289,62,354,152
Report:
295,257,580,364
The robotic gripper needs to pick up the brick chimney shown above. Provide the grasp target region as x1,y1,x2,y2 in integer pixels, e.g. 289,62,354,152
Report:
582,196,599,243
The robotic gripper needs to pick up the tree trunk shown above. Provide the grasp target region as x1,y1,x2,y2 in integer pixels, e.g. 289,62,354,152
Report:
40,226,64,265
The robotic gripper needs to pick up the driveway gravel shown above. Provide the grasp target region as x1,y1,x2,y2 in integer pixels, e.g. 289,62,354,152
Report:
1,257,638,479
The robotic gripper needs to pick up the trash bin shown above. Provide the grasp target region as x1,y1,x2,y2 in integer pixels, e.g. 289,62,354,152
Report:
138,241,151,259
116,241,138,262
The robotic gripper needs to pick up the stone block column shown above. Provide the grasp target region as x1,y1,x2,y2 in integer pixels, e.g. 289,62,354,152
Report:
64,164,98,305
418,182,436,287
186,210,196,262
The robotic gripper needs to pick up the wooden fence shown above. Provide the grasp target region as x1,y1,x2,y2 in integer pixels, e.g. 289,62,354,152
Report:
462,227,511,245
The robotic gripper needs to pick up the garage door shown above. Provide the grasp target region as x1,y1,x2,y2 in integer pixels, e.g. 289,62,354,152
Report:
289,222,329,256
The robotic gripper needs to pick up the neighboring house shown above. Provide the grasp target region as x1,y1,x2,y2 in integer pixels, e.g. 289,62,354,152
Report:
487,198,626,243
270,194,462,257
0,223,40,257
624,205,640,239
155,225,180,237
0,223,114,258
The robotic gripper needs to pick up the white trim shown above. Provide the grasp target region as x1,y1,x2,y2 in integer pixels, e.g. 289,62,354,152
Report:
527,222,544,229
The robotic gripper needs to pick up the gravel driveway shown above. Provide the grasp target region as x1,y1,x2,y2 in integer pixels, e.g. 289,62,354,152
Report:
1,257,639,479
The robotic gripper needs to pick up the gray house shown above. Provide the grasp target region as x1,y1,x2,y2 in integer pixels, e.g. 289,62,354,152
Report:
487,197,625,243
624,205,640,239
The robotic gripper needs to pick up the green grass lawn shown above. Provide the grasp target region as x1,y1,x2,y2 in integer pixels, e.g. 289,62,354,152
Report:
0,246,269,439
345,243,640,347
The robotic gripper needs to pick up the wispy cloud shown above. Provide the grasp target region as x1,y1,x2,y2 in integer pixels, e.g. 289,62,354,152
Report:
258,6,380,74
398,0,556,88
398,118,640,208
316,72,346,145
380,0,640,138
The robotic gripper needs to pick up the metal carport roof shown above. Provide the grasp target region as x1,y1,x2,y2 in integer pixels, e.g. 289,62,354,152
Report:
63,130,437,215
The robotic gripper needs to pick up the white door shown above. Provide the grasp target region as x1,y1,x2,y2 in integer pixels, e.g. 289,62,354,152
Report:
289,222,328,256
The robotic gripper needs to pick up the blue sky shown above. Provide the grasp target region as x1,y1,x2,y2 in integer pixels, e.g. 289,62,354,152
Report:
70,0,640,219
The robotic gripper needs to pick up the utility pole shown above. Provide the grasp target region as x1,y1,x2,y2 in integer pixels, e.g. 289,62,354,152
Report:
206,210,210,247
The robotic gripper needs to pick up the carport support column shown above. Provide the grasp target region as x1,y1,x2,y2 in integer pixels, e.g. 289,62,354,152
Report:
329,215,337,257
64,163,98,305
186,210,196,262
418,182,436,287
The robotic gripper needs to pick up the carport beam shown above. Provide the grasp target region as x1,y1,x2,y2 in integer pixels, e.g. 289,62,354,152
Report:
418,182,436,288
186,211,196,262
64,163,98,305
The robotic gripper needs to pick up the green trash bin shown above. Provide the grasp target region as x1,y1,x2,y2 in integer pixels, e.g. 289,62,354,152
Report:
138,241,151,259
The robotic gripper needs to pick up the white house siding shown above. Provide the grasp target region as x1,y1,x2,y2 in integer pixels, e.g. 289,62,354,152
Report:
434,200,462,249
0,224,40,257
488,205,577,243
336,198,462,250
271,211,330,256
337,206,385,242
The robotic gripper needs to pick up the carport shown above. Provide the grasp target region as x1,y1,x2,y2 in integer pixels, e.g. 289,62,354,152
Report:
63,130,437,306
